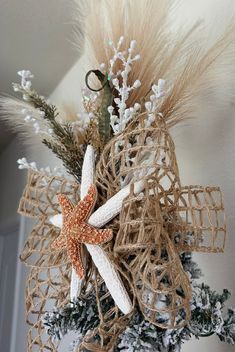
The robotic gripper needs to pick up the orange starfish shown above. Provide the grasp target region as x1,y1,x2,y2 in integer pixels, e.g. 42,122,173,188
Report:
52,184,113,279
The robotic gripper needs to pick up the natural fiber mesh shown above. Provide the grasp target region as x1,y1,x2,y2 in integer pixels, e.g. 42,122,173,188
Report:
77,268,133,352
170,185,226,253
95,115,191,328
18,170,79,352
95,113,226,329
96,115,181,203
19,169,80,219
20,220,69,268
25,261,71,351
114,185,191,328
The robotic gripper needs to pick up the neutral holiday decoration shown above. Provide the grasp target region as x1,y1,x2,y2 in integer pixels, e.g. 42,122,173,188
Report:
1,0,235,351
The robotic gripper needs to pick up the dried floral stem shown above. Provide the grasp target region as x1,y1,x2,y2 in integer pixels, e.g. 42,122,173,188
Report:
13,82,85,182
85,69,113,147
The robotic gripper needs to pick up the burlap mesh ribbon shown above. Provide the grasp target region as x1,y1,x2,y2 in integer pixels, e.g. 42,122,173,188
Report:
18,171,79,351
77,270,133,352
96,114,226,329
19,113,226,351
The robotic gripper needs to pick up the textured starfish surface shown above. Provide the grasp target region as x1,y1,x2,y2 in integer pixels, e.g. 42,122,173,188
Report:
52,184,113,278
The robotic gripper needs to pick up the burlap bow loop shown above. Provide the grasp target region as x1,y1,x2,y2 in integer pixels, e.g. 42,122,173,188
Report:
96,112,227,329
171,185,226,253
17,170,84,351
18,170,80,267
18,170,80,219
96,114,181,212
113,179,192,328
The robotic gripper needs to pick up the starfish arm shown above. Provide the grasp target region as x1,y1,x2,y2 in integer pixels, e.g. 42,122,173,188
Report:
58,194,74,221
81,145,95,199
67,239,85,279
70,268,83,301
86,244,132,314
94,228,113,244
88,179,145,228
51,234,67,249
68,146,95,302
76,224,113,244
73,184,97,222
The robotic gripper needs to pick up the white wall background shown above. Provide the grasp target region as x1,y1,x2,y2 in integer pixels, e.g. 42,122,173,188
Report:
0,139,28,352
0,139,26,223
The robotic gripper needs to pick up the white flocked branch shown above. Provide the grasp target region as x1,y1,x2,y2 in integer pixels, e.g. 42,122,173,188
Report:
50,145,145,315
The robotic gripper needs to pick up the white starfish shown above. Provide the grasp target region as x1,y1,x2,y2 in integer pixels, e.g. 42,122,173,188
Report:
51,145,144,315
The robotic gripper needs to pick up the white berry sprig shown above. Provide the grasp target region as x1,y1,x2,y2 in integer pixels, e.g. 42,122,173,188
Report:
144,79,166,127
17,157,65,178
103,37,141,134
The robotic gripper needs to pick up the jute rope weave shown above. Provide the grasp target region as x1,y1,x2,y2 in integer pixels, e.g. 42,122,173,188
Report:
96,115,192,329
18,171,79,351
77,268,133,352
18,112,226,351
96,113,226,329
171,185,226,253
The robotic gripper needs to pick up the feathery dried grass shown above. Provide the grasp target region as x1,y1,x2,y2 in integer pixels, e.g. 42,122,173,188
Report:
0,96,42,143
85,0,177,104
70,0,88,54
59,103,79,122
76,0,235,128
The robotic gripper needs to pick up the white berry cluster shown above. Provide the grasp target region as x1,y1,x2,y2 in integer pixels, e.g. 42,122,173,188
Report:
144,79,166,127
14,70,34,97
101,37,141,134
20,106,50,135
17,157,65,178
